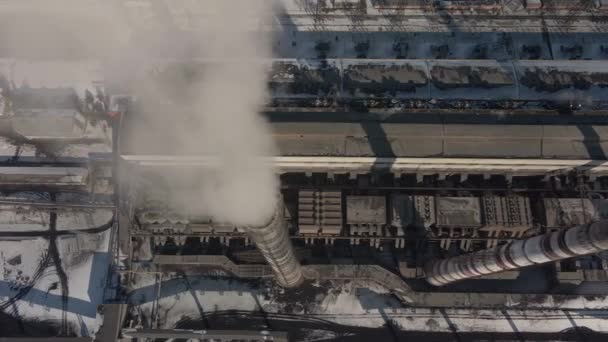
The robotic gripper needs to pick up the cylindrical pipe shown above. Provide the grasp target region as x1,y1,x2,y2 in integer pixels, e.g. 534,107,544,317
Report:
425,220,608,287
243,204,303,288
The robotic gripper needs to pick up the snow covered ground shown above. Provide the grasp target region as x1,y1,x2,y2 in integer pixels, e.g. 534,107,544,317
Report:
0,230,112,336
0,206,113,233
127,275,608,337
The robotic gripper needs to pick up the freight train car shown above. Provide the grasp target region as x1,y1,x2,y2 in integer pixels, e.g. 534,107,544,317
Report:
268,59,608,109
132,59,608,110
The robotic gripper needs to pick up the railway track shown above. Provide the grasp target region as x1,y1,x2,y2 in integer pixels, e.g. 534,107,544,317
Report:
281,14,608,21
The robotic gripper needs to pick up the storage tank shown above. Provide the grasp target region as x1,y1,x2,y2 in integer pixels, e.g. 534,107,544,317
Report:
425,220,608,286
243,204,304,288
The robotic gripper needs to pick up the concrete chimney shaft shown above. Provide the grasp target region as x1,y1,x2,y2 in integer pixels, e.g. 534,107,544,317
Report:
244,204,304,288
426,220,608,286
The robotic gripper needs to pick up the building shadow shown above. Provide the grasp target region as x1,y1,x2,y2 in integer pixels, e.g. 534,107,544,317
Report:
179,274,209,329
563,310,588,342
360,120,396,174
0,251,111,319
576,124,607,160
501,309,524,342
439,308,462,342
355,287,406,342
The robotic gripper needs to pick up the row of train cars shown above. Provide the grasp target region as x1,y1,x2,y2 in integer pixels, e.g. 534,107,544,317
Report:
267,59,608,109
16,58,602,113
149,59,608,110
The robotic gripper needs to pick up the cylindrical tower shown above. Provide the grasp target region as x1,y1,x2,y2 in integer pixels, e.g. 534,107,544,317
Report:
426,220,608,287
244,205,304,288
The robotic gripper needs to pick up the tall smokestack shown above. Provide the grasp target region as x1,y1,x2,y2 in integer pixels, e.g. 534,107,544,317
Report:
425,220,608,287
243,203,304,288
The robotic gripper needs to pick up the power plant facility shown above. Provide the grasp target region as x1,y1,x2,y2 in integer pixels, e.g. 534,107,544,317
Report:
2,0,608,341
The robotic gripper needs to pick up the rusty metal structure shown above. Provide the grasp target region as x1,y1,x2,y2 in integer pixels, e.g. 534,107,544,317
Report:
425,220,608,286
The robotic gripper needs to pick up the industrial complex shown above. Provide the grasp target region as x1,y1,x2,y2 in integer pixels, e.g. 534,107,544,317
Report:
1,0,608,341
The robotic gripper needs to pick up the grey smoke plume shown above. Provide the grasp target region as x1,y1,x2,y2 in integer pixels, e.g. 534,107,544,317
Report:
0,0,279,227
134,0,278,227
179,61,279,227
120,0,279,227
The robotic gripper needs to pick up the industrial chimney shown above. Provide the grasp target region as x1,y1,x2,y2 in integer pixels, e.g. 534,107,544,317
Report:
243,203,304,288
425,220,608,287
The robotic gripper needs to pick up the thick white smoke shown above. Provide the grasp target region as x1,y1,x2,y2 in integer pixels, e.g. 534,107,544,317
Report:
0,0,280,227
182,62,279,227
137,0,279,227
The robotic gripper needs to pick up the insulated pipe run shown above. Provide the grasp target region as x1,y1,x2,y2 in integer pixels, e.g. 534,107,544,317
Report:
243,204,303,288
425,220,608,287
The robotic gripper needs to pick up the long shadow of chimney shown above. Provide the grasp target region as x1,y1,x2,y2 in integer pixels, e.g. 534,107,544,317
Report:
501,309,524,342
577,124,607,161
360,120,396,174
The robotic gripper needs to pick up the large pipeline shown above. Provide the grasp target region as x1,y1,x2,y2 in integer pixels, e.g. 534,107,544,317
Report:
425,220,608,287
243,204,304,288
